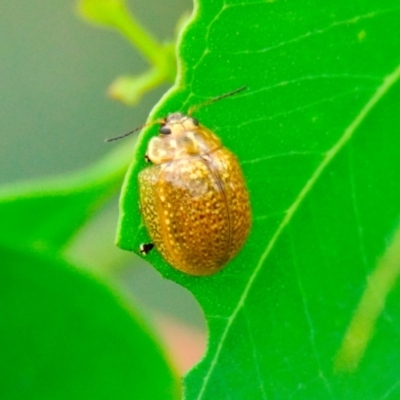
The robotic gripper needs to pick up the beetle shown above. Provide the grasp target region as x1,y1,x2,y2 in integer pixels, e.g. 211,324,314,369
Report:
108,87,251,276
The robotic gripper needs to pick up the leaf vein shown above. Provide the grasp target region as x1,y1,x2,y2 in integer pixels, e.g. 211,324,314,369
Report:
228,7,400,55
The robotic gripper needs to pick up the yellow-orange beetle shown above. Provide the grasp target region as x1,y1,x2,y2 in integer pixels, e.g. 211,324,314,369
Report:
137,90,251,276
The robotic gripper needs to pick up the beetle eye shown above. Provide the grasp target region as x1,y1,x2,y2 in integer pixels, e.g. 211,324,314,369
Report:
160,126,171,135
191,117,199,126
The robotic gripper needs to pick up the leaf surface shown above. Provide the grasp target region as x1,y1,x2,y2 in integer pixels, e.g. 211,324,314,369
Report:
117,1,400,398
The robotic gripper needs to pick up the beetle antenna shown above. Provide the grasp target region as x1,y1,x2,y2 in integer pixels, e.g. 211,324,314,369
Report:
105,119,162,143
105,125,145,143
188,86,247,115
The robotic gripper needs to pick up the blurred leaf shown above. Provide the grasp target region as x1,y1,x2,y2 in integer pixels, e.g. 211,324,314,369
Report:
0,245,180,399
0,145,131,253
77,0,176,105
116,0,400,398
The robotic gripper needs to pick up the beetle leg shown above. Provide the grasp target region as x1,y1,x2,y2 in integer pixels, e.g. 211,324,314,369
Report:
144,154,151,163
140,243,154,255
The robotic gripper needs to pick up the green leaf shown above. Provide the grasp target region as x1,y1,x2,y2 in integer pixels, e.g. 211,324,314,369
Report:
0,145,130,253
117,0,400,398
0,244,180,399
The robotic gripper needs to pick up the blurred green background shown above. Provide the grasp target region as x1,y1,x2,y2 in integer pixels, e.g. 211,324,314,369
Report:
0,0,205,369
